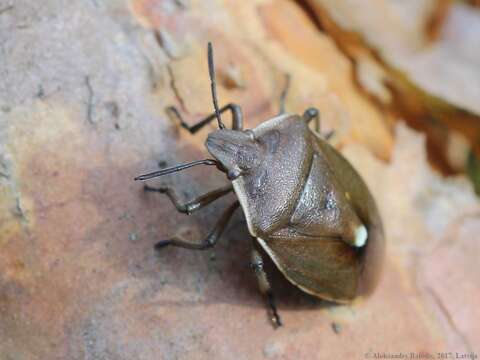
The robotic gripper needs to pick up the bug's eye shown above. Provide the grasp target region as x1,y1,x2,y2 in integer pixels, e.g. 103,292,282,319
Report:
227,168,241,180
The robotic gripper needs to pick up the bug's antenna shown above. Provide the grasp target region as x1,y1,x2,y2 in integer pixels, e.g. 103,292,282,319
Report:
208,42,226,130
279,73,291,115
134,159,218,181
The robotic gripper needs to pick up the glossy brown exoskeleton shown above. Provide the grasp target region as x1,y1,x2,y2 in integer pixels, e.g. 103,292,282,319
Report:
135,43,385,327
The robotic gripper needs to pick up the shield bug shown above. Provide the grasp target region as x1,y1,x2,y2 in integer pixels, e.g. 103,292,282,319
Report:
135,43,385,327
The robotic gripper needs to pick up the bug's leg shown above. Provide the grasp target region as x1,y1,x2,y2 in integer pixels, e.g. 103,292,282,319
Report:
165,104,243,133
144,184,232,215
303,107,320,133
155,201,239,250
303,107,335,139
324,129,335,140
250,247,282,327
278,74,291,115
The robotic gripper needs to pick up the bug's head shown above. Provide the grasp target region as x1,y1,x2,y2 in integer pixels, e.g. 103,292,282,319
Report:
206,129,262,180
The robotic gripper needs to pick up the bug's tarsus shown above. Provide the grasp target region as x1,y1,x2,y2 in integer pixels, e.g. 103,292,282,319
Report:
134,159,218,181
251,248,283,328
303,107,320,133
154,201,239,250
207,42,225,130
278,73,291,115
165,105,192,132
267,291,283,328
324,129,335,140
144,184,233,215
165,103,244,134
154,239,172,249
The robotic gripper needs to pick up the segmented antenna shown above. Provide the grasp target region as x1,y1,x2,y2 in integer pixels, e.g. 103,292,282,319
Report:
208,42,225,129
134,159,218,181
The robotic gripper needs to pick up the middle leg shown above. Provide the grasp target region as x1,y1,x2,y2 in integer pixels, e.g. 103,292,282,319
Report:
144,184,232,215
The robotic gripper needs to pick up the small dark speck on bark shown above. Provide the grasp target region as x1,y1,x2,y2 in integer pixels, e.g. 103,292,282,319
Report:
37,85,45,99
331,322,342,334
105,101,120,123
106,101,122,130
174,0,187,9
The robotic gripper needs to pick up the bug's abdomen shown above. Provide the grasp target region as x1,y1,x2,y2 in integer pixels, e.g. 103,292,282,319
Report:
258,136,385,302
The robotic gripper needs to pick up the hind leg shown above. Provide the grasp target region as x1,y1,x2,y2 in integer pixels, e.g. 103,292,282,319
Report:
278,74,291,115
303,107,334,139
250,247,282,327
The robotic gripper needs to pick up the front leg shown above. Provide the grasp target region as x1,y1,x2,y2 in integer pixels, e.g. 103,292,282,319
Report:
251,247,282,327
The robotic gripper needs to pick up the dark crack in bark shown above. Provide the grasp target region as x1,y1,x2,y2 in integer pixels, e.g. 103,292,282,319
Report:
294,0,325,32
13,196,27,222
154,30,183,60
0,156,10,179
0,5,13,16
85,76,96,124
426,286,473,354
140,52,159,91
166,64,187,112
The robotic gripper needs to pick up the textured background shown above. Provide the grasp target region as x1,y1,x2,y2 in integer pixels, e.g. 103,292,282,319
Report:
1,0,479,359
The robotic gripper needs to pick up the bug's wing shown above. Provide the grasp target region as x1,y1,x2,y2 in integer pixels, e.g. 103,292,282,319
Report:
289,152,367,248
314,137,385,297
257,234,361,302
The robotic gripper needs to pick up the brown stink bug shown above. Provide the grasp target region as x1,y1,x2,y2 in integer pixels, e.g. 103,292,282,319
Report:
135,43,385,327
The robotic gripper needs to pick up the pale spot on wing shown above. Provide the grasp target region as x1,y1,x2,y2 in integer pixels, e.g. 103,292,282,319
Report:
354,225,368,247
